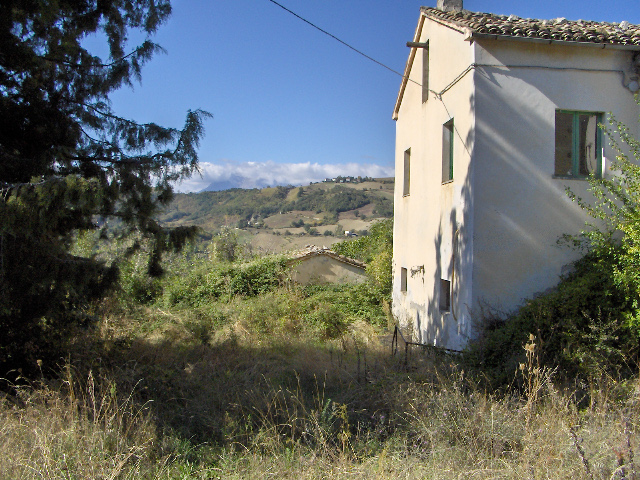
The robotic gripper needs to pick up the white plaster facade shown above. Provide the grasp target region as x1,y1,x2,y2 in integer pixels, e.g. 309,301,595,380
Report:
392,4,640,350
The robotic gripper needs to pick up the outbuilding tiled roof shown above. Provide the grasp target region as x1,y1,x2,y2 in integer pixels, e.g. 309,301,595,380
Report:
288,245,366,269
422,6,640,47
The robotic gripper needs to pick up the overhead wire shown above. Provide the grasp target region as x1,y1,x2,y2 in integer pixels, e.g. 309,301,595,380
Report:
265,1,476,160
264,0,473,148
265,0,420,85
266,0,475,337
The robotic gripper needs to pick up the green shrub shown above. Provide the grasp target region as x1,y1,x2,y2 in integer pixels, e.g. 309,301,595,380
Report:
464,250,638,388
305,302,348,339
227,257,287,297
236,291,304,337
209,226,242,262
301,283,387,331
162,256,288,307
333,219,393,300
119,254,163,304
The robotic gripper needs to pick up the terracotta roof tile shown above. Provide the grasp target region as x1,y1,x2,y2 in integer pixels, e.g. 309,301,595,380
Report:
288,245,366,269
421,7,640,46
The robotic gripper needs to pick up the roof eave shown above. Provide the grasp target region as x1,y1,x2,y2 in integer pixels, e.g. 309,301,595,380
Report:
393,11,472,121
469,31,640,51
392,14,426,121
287,250,366,270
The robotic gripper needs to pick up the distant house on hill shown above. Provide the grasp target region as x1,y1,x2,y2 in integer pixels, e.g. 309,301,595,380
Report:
392,0,640,350
288,245,367,285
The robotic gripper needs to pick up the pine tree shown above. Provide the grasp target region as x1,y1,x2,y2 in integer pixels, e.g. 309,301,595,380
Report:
0,0,210,371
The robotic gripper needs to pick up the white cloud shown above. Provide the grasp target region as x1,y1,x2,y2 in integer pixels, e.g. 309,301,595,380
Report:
174,160,395,193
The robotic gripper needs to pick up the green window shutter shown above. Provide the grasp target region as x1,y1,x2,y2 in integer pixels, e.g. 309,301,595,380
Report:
442,119,454,183
555,110,603,179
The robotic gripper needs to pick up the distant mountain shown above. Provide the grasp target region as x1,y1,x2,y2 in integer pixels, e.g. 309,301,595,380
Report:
200,174,271,192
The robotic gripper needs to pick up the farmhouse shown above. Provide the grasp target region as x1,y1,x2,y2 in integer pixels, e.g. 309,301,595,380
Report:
392,0,640,350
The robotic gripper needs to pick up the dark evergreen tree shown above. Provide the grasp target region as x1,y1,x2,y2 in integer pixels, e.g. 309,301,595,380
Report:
0,0,210,372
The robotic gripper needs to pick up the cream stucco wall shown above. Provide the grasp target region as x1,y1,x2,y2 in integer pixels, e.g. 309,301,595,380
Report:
471,39,640,312
392,12,640,351
392,15,475,350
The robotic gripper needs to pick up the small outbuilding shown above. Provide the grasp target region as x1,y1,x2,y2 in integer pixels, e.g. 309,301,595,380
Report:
288,245,367,285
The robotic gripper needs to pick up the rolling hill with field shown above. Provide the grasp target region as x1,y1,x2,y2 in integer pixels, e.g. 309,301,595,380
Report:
157,177,395,254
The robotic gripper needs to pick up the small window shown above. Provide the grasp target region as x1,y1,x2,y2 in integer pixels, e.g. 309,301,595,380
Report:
422,42,430,103
439,278,451,312
400,267,408,293
442,119,454,183
403,148,411,196
554,110,602,178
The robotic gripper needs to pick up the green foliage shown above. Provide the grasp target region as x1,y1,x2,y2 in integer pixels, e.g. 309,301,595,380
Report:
367,249,393,297
115,243,389,342
118,250,164,304
333,219,393,298
0,1,209,372
301,283,387,333
209,227,242,263
162,256,288,308
566,109,640,334
332,219,392,263
464,250,636,387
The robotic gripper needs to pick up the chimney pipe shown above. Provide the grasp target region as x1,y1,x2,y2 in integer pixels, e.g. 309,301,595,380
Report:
437,0,463,12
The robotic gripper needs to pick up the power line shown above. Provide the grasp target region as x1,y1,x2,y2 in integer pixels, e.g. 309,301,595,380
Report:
266,0,415,83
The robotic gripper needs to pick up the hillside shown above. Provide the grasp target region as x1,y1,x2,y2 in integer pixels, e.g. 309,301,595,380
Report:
157,177,395,254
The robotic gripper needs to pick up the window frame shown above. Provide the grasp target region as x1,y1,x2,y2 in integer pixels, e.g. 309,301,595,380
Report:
403,148,411,197
554,109,603,179
439,278,451,312
400,267,408,293
442,119,454,184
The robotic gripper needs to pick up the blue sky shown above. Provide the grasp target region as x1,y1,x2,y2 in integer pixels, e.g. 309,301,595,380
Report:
102,0,640,192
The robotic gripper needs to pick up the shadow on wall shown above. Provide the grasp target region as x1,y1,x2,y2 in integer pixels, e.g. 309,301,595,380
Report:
470,60,596,313
422,102,475,349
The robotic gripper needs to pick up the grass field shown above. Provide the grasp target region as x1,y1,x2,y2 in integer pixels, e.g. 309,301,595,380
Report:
1,294,638,479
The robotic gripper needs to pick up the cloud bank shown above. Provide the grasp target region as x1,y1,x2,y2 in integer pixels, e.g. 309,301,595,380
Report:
175,160,395,193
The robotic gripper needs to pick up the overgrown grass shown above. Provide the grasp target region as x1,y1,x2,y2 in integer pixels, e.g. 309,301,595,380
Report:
2,301,638,479
2,238,638,478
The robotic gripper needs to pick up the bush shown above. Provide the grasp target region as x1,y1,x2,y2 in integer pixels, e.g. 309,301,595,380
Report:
210,227,242,262
464,250,638,387
301,283,387,331
333,219,393,299
163,256,288,307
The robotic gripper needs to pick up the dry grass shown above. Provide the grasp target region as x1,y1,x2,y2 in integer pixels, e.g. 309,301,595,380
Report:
0,366,158,479
1,309,639,479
